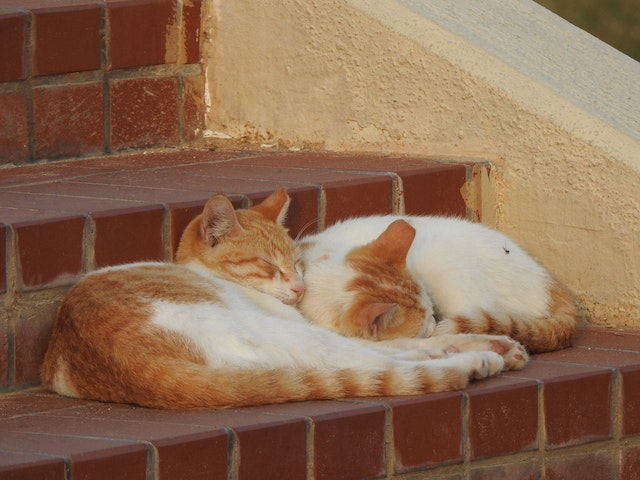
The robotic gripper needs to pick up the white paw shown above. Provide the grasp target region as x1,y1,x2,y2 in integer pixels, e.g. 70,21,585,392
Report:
499,339,529,371
469,351,505,380
442,334,529,371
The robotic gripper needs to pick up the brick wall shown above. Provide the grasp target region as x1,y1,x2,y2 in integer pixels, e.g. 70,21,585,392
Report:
0,0,204,165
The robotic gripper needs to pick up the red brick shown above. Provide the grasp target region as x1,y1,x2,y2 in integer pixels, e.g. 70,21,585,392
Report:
400,164,467,216
107,0,177,69
0,224,5,294
257,154,468,216
30,402,230,478
92,205,165,268
153,431,230,480
311,403,386,480
0,391,96,418
233,419,307,480
544,369,612,447
110,76,180,150
252,400,387,480
31,3,102,76
32,82,104,160
13,298,62,386
181,0,201,63
545,451,614,480
621,365,640,436
470,461,538,480
172,158,322,189
536,345,640,367
323,176,393,227
0,158,114,187
466,377,538,459
0,451,65,480
0,90,30,164
573,326,640,352
14,216,85,289
508,361,614,448
0,9,27,81
622,446,640,480
0,430,148,480
43,403,318,480
389,392,464,472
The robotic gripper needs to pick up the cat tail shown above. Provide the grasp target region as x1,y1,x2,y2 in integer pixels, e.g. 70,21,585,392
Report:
43,352,498,409
136,351,501,408
435,281,580,354
141,361,475,409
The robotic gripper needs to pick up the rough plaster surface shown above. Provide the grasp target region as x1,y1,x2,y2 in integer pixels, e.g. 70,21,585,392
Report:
204,0,640,326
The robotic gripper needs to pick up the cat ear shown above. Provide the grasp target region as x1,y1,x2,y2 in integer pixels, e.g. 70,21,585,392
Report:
201,194,245,246
362,302,399,338
251,189,291,225
365,219,416,267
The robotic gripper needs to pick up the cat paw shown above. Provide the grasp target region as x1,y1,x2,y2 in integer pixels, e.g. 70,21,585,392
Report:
441,334,529,371
491,337,529,371
467,351,505,380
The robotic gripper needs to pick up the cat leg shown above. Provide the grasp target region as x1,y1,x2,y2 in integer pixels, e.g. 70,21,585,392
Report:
431,334,528,371
435,350,505,380
355,338,449,360
374,335,528,371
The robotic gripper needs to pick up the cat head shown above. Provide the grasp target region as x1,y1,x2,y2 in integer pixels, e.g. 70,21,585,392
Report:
298,219,435,340
176,189,305,305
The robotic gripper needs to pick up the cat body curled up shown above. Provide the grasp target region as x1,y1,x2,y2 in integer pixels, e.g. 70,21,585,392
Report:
298,215,579,353
42,190,528,410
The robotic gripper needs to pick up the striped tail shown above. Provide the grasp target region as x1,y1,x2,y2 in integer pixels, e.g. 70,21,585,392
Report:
44,352,497,409
435,282,580,353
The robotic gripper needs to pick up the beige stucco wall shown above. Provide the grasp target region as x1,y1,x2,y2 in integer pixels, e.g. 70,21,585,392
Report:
202,0,640,327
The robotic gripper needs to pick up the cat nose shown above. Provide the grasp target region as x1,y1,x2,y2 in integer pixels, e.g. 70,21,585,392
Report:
291,284,305,298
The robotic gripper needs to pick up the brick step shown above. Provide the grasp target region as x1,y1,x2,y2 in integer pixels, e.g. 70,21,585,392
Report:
1,150,639,479
1,149,472,390
1,328,639,479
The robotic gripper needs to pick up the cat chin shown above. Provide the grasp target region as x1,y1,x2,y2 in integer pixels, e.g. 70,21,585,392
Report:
279,295,300,306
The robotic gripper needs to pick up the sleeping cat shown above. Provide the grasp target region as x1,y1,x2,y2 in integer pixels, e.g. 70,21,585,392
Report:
298,215,579,353
41,190,527,409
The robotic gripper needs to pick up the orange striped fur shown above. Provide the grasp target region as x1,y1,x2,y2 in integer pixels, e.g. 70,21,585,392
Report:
42,190,514,409
298,215,580,354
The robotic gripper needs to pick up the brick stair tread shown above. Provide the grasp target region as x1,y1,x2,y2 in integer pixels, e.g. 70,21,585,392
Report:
1,327,639,479
0,149,469,225
2,150,639,478
0,149,472,294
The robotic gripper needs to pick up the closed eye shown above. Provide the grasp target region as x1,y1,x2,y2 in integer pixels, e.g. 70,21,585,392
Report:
259,256,283,275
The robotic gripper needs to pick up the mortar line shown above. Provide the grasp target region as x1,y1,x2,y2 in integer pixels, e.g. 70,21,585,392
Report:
317,187,326,232
84,214,96,272
226,427,238,480
23,9,34,162
462,391,471,477
393,174,404,215
306,417,315,480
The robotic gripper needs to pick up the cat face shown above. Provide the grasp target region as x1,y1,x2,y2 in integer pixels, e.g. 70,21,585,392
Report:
176,189,305,305
298,220,436,340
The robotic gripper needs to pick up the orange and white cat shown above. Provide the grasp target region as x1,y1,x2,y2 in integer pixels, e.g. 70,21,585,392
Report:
298,215,580,353
41,190,527,409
